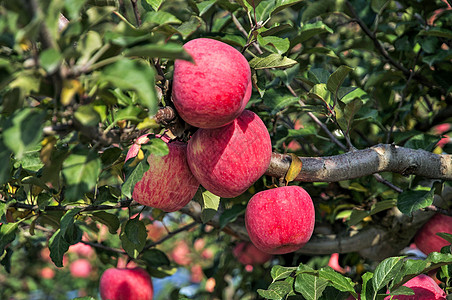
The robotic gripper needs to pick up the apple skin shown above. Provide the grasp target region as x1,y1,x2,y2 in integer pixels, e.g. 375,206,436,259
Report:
245,186,315,255
131,135,200,212
172,38,252,129
233,242,273,266
414,213,452,255
187,110,272,198
384,274,446,300
70,259,92,278
100,267,153,300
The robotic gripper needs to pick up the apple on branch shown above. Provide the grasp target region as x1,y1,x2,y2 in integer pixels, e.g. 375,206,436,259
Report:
384,274,446,299
172,38,252,129
414,213,452,255
187,110,272,198
128,134,200,212
245,186,315,254
99,267,154,300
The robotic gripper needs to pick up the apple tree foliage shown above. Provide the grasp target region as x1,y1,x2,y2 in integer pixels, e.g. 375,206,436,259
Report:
1,0,452,299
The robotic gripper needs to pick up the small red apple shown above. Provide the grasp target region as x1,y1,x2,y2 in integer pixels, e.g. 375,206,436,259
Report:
384,274,446,299
245,186,315,254
70,259,92,278
187,110,272,198
68,242,94,257
190,264,204,283
99,267,153,300
171,241,192,266
233,242,273,266
131,135,200,212
201,248,214,260
40,266,55,279
172,38,252,129
414,213,452,255
205,277,216,292
194,238,206,252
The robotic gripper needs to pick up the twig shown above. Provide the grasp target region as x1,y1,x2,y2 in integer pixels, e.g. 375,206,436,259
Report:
130,0,142,26
145,221,198,249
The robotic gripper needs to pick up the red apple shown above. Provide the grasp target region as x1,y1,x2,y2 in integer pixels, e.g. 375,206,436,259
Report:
233,242,273,265
245,186,315,254
205,277,216,292
70,259,92,278
194,238,206,252
171,241,192,266
384,274,446,299
190,264,204,283
414,213,452,255
172,38,252,129
187,110,272,198
68,242,94,257
40,266,55,279
201,248,214,260
100,267,153,300
131,135,200,212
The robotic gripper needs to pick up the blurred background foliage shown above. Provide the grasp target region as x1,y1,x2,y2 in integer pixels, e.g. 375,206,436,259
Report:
1,0,452,299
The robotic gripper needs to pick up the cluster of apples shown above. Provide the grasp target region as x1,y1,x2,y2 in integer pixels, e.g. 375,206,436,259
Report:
99,38,315,300
130,37,315,255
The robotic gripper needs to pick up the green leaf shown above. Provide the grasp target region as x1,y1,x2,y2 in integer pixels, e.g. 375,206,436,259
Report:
146,0,164,11
318,267,356,294
101,59,158,115
74,104,101,127
219,204,246,229
14,148,43,172
120,218,147,258
257,35,290,54
141,138,169,157
397,187,435,215
419,28,452,39
301,0,334,22
371,0,389,13
387,286,415,298
141,248,171,267
271,265,297,281
62,147,102,203
1,248,13,273
308,83,332,107
91,212,120,234
257,281,293,300
361,272,375,300
372,256,404,292
262,89,299,114
49,229,70,267
249,53,298,70
143,11,182,26
272,0,304,15
0,141,11,185
39,48,62,74
308,68,331,85
3,108,46,159
175,16,203,39
60,208,82,238
0,223,18,253
437,232,452,244
121,151,150,198
114,106,143,122
194,189,220,223
125,43,191,61
404,134,440,152
296,21,333,43
295,273,329,300
327,66,353,97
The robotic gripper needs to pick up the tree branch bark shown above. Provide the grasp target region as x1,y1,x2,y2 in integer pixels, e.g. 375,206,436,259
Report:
266,144,452,181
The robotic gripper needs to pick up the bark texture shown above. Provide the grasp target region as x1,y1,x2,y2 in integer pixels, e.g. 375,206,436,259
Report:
266,144,452,182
